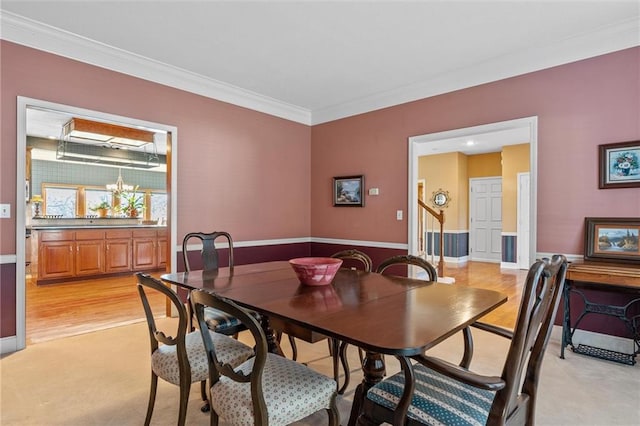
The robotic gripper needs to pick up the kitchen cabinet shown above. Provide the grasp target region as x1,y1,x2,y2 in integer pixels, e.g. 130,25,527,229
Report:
38,231,75,281
36,227,165,283
105,229,132,273
75,230,105,276
132,229,167,270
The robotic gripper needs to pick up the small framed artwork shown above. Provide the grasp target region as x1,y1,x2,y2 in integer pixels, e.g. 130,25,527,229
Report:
599,140,640,189
584,217,640,263
333,175,364,207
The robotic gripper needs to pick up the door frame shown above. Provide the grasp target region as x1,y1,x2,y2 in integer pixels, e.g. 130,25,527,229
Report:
14,96,178,352
407,116,538,266
517,172,531,269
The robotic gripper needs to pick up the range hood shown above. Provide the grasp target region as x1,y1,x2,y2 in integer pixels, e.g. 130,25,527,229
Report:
63,117,155,148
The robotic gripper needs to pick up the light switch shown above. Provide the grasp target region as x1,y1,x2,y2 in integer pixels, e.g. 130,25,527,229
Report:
396,210,403,220
368,188,379,196
0,204,10,218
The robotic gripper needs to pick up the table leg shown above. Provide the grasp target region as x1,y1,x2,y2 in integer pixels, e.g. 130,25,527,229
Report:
348,351,385,426
260,315,284,356
560,280,572,359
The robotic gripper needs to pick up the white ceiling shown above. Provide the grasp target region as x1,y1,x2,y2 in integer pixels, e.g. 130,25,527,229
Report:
2,1,638,154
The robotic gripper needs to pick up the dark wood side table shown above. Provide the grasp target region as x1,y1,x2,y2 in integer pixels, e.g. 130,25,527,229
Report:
561,260,640,365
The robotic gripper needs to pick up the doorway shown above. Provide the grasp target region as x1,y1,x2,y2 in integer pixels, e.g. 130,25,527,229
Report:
14,97,179,351
408,116,537,266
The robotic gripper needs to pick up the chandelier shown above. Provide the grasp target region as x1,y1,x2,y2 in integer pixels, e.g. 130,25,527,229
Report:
107,168,133,193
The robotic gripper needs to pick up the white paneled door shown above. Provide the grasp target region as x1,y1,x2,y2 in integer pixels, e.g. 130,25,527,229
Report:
469,177,502,262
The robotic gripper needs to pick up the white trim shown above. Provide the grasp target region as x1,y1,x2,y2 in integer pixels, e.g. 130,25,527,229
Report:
408,117,538,266
312,19,639,124
0,255,17,264
0,336,18,355
500,262,520,270
501,231,517,236
2,11,637,126
443,255,469,264
1,12,311,125
15,96,179,352
537,252,583,263
311,237,408,250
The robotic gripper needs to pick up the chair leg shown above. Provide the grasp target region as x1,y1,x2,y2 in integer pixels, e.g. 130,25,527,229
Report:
288,335,298,361
337,340,351,394
178,379,190,426
327,393,340,426
144,372,158,426
330,338,341,392
200,380,210,412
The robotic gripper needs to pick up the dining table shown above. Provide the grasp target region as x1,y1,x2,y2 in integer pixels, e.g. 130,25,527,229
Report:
161,260,507,425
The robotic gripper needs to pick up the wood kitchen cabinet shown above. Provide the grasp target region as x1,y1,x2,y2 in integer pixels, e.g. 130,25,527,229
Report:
38,231,75,281
75,229,105,276
105,229,132,273
132,229,167,270
36,227,166,283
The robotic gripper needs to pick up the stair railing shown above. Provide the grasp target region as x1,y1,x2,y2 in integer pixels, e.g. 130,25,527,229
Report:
418,199,445,278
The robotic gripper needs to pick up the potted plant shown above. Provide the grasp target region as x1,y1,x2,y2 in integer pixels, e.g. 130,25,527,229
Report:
89,199,111,218
120,187,144,218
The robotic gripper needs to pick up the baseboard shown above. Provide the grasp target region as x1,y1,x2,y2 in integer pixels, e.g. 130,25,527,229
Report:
0,335,18,355
550,325,636,355
500,261,519,269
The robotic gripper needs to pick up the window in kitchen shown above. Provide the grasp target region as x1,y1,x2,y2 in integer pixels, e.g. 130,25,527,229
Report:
43,186,77,217
150,192,168,223
86,189,113,214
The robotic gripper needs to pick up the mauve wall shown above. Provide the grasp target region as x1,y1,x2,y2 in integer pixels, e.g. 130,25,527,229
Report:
310,47,640,253
0,40,311,256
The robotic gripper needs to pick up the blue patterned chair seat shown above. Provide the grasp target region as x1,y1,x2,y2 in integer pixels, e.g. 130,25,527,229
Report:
366,364,496,426
204,306,260,333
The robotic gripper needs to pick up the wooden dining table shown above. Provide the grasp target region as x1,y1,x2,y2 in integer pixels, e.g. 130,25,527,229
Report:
161,261,507,425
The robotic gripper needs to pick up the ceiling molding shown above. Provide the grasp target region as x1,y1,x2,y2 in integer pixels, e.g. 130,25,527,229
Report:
2,11,638,126
0,11,312,125
311,17,640,124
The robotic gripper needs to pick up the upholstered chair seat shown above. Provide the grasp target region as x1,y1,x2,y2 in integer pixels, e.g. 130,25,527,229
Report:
151,329,254,386
210,352,338,426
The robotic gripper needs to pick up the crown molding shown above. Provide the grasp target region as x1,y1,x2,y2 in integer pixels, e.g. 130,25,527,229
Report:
311,17,640,124
2,11,637,126
0,11,312,125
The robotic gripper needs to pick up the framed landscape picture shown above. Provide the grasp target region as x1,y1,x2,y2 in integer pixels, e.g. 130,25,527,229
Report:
599,140,640,189
584,217,640,263
333,175,364,207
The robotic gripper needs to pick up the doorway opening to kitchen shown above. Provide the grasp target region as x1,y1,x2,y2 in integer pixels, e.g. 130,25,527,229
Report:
16,97,178,349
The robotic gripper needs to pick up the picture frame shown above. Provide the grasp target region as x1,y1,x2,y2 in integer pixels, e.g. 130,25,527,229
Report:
598,140,640,189
584,217,640,264
333,175,364,207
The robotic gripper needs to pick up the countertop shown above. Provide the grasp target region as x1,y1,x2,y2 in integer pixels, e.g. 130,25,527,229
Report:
28,217,166,230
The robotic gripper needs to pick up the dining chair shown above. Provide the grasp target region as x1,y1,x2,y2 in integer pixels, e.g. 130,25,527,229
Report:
330,249,372,393
136,273,254,426
182,231,251,336
191,289,340,426
358,254,568,426
375,254,438,280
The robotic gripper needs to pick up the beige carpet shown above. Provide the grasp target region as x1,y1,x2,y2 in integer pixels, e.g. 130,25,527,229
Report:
1,318,638,425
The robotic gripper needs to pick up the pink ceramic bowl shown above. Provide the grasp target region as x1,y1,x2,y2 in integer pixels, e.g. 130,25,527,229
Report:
289,257,343,286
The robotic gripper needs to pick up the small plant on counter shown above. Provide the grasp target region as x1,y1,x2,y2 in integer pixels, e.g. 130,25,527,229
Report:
89,199,111,217
119,186,144,218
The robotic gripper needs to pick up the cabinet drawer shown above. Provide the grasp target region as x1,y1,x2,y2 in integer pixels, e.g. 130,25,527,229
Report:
75,229,105,240
133,229,157,238
40,231,74,242
106,229,132,239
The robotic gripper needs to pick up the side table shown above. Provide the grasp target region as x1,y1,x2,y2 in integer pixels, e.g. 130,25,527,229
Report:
561,261,640,365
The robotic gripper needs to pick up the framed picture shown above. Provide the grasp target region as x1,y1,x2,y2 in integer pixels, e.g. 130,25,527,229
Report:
333,175,364,207
599,140,640,189
584,217,640,263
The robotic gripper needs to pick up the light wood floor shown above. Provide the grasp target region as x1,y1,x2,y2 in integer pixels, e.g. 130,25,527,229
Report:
25,261,527,345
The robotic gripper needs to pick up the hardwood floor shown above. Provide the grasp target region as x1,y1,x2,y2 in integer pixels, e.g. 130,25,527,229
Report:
25,261,526,345
26,272,166,344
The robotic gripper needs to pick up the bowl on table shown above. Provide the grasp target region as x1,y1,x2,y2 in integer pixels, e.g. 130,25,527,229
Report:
289,257,343,286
